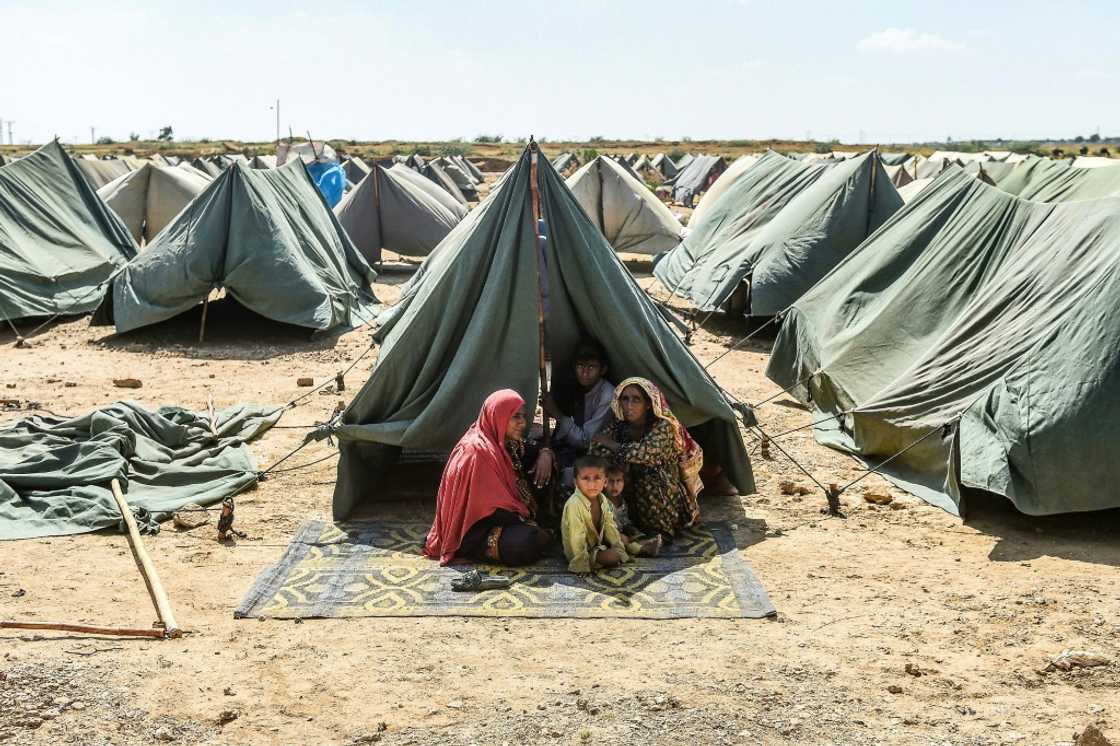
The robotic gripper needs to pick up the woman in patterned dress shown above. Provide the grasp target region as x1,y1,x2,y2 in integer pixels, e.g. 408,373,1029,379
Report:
424,390,556,566
589,377,703,541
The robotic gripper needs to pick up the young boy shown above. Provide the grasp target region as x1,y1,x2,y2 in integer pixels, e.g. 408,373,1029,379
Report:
561,455,660,574
542,340,614,486
603,464,639,546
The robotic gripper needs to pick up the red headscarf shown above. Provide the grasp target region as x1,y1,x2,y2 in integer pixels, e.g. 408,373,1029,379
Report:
423,389,531,564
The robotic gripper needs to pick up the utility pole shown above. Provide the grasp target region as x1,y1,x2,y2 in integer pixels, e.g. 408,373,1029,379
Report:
91,126,95,144
7,122,13,146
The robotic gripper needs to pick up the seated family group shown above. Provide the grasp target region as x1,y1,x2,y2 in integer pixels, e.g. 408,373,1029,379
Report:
424,340,722,574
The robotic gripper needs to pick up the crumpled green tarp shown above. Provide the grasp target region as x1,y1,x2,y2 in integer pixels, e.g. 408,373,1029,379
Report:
0,401,282,540
766,166,1120,516
331,145,755,519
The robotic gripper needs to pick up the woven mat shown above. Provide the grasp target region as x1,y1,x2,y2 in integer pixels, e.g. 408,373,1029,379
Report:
235,520,775,620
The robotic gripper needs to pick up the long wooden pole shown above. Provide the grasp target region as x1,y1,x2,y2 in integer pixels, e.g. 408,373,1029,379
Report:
110,479,182,639
528,140,551,445
0,620,166,639
198,292,210,345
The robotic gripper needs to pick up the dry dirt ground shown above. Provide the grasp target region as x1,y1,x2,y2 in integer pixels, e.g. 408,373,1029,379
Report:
2,248,1119,746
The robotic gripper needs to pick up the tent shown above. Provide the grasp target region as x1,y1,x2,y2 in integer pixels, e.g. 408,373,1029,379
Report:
1073,156,1120,169
0,141,137,322
884,163,915,188
552,153,578,173
97,163,212,244
434,156,479,200
94,159,377,334
880,152,912,166
689,155,760,225
248,154,277,169
660,155,725,206
191,158,223,178
330,145,755,519
342,156,372,186
766,166,1120,516
674,153,696,171
651,153,679,179
335,163,466,263
74,157,133,189
565,156,685,255
898,177,933,203
654,151,902,315
421,160,469,205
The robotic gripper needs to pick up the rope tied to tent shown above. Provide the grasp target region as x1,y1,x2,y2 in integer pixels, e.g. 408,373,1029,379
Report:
703,311,784,370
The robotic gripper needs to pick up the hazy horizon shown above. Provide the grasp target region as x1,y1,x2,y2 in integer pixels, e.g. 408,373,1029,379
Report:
3,0,1117,147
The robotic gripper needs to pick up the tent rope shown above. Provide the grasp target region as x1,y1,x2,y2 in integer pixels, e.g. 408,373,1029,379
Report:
703,312,783,370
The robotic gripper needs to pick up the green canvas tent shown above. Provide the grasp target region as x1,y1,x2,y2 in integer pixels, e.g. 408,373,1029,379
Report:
434,156,479,201
0,141,137,323
75,156,134,189
565,156,684,255
766,166,1120,516
330,145,755,519
97,162,212,244
191,157,223,178
335,163,466,263
95,159,377,334
654,151,901,316
689,155,760,226
651,153,679,179
660,155,725,206
422,160,469,205
342,156,372,186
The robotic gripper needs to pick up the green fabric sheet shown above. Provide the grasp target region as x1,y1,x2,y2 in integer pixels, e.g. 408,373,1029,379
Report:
0,401,282,540
655,151,902,315
98,159,378,334
766,166,1120,516
331,145,755,519
0,141,137,323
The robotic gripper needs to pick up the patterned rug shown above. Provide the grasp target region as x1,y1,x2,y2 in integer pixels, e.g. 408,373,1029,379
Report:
235,520,775,620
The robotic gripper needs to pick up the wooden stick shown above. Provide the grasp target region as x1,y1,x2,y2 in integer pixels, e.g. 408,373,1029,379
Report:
207,394,218,437
0,620,166,639
110,479,182,639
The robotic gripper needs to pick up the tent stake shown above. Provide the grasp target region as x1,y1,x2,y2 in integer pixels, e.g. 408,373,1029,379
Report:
110,479,183,638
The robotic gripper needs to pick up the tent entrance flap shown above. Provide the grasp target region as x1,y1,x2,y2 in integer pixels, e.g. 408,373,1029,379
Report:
331,143,754,520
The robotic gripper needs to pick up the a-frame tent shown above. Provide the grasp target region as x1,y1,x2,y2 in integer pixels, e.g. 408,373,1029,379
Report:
0,141,137,322
97,162,212,244
766,166,1120,516
654,151,901,316
95,159,377,334
335,163,466,263
565,155,684,255
331,144,755,519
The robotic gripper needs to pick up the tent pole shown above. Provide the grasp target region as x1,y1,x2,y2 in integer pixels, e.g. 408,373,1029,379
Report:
865,145,879,236
528,138,551,446
110,479,182,638
198,292,210,345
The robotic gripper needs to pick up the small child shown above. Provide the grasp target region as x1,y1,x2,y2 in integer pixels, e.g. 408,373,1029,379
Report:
603,464,637,544
561,455,660,574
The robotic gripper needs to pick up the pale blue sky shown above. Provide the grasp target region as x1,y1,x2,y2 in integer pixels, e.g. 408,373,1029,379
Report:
3,0,1117,145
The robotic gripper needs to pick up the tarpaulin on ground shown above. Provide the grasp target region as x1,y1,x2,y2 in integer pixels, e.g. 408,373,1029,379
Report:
0,401,282,540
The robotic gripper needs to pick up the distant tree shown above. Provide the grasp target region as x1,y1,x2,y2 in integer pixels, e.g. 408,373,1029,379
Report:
589,135,605,143
96,136,115,145
473,134,502,143
157,126,174,142
812,141,831,154
414,144,432,157
128,132,141,142
1074,135,1085,143
1089,133,1101,143
668,147,686,160
579,148,599,163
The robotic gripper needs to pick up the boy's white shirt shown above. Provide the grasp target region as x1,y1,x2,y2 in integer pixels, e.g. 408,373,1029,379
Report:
553,378,615,449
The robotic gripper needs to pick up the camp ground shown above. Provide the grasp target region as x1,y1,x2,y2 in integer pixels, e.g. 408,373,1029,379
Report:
3,7,1120,742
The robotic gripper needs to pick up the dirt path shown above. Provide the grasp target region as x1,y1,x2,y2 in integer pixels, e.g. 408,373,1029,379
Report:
1,260,1117,746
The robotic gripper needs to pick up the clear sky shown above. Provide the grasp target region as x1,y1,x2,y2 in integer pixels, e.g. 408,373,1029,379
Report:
3,0,1117,146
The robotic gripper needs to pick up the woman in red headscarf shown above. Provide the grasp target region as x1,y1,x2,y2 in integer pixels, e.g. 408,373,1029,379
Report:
424,389,555,566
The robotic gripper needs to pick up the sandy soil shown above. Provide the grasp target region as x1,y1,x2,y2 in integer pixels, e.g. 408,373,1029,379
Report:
2,250,1118,746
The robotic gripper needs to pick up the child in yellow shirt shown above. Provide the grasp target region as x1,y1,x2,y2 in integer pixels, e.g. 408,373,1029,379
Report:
561,456,660,574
